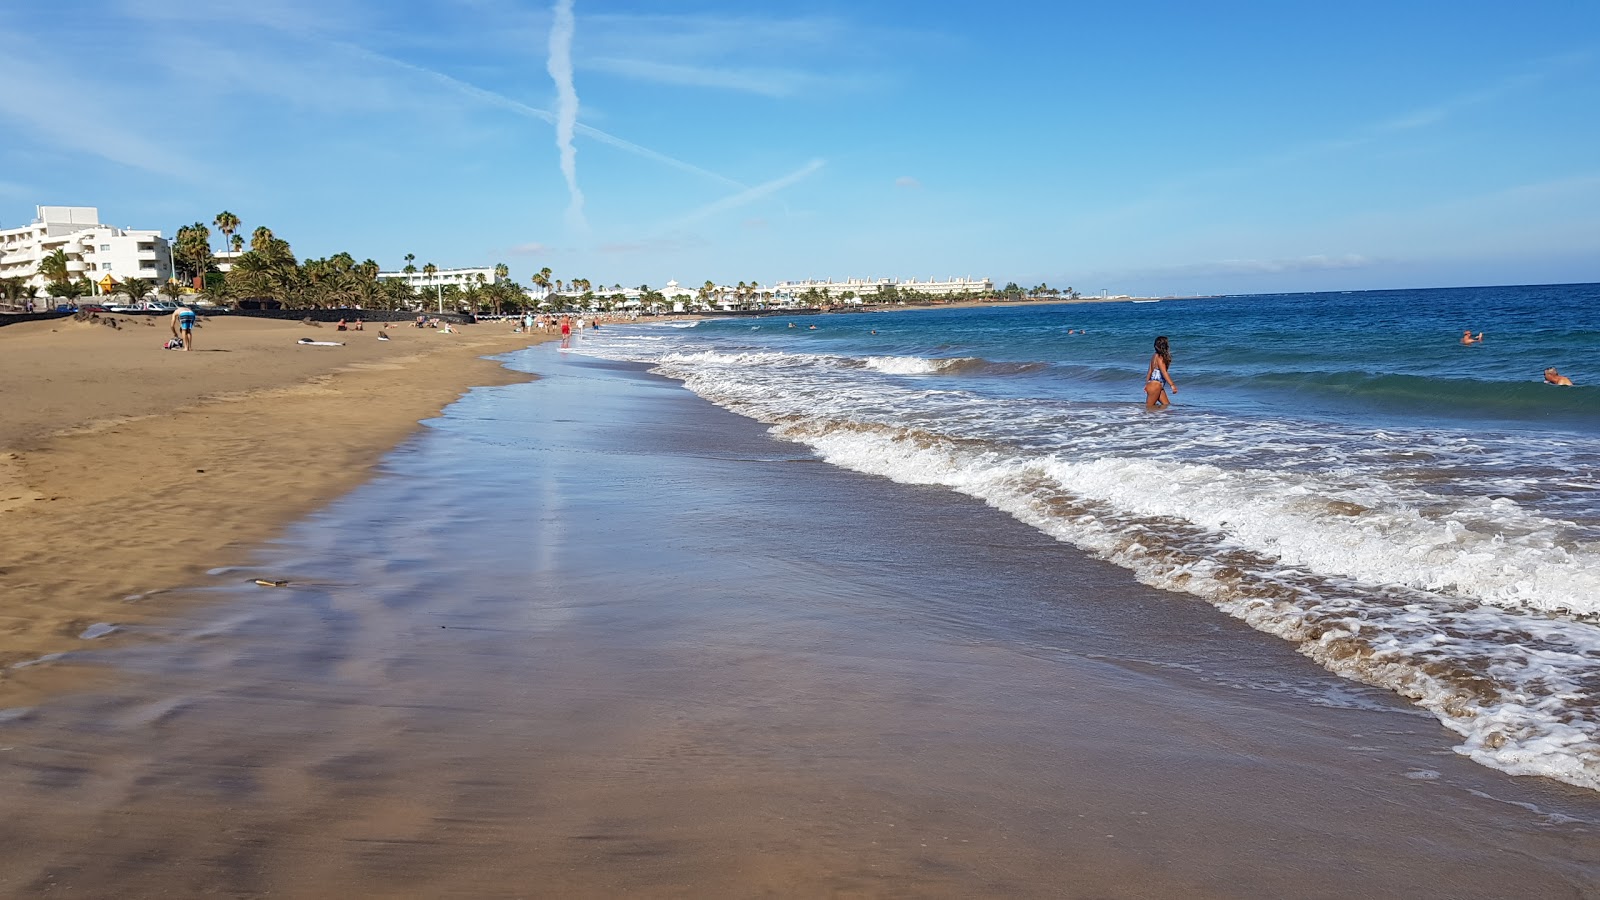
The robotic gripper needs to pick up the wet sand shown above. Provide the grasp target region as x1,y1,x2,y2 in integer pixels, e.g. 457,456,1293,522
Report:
0,313,552,700
0,346,1593,897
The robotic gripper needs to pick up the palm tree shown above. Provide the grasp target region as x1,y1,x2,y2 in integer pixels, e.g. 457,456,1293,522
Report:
120,277,153,303
250,226,275,253
494,262,509,284
213,211,240,255
37,248,70,286
423,262,439,312
175,223,215,290
462,274,485,315
404,253,417,275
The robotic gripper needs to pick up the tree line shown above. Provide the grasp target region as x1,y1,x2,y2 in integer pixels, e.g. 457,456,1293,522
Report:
3,208,1080,314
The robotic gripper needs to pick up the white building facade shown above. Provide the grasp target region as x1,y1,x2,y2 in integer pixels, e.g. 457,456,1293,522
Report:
767,276,993,302
0,206,174,295
378,266,501,290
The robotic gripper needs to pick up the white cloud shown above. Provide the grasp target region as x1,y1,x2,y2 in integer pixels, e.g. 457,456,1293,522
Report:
894,176,923,189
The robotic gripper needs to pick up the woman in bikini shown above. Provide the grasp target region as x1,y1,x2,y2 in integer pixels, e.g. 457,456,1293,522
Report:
1145,335,1176,410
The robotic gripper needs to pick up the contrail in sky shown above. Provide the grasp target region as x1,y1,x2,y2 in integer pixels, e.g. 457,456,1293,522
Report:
333,39,746,190
547,0,585,230
672,159,827,227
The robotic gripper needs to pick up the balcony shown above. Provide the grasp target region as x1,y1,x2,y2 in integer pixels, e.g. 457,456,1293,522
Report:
66,259,87,273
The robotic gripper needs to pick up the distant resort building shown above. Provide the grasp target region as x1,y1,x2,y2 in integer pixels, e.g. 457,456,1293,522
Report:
765,276,993,303
377,266,502,290
0,206,174,294
537,276,996,311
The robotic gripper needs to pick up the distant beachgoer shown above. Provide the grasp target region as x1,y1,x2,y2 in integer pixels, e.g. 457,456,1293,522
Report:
560,317,571,338
1145,335,1176,410
1544,367,1573,386
171,305,197,351
354,319,364,331
1461,329,1484,345
788,322,796,328
416,314,427,328
336,318,348,331
523,312,534,333
808,324,818,330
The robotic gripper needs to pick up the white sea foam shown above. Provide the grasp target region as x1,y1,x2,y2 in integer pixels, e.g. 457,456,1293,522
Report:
862,355,975,375
573,326,1600,791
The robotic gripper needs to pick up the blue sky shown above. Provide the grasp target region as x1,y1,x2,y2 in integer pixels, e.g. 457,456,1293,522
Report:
2,1,1597,295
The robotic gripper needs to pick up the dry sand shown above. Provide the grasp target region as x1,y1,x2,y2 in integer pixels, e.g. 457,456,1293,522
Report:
0,313,551,700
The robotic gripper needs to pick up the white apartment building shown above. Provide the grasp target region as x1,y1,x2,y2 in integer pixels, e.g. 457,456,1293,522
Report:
378,266,501,290
0,206,174,295
767,276,993,301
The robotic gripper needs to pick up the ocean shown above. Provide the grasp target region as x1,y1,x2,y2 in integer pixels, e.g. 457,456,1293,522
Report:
574,283,1600,792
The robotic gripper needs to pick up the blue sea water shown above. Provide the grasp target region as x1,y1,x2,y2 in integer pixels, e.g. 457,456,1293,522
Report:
574,283,1600,791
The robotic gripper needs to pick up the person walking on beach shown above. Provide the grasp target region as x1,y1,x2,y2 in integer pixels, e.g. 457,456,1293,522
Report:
1545,367,1574,386
1145,335,1176,410
170,304,197,351
1461,329,1484,345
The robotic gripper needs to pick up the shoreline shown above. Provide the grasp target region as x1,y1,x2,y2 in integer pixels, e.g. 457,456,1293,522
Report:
0,344,1588,896
0,315,555,699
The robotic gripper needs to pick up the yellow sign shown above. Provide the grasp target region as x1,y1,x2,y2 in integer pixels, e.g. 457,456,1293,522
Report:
98,275,118,289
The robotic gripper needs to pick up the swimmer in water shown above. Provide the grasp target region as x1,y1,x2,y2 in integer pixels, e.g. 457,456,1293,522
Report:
1461,329,1484,345
1544,367,1573,386
1144,335,1176,410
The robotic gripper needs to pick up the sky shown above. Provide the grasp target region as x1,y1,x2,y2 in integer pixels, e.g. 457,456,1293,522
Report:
2,0,1597,296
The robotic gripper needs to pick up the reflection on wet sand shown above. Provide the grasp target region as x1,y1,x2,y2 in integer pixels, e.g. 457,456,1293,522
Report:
0,350,1595,898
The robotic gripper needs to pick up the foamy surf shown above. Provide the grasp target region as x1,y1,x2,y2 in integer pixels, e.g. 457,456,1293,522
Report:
574,298,1600,792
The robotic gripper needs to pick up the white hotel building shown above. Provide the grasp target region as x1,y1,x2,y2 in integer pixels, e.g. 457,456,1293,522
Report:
765,276,993,302
0,206,174,295
377,266,502,290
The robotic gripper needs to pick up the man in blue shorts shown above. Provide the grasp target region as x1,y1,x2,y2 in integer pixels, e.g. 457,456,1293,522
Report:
171,304,197,351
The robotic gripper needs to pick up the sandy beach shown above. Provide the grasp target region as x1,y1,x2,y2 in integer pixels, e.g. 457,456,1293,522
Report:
0,313,551,700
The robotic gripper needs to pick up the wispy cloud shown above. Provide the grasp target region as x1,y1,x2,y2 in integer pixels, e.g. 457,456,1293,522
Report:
598,235,709,256
1375,52,1590,134
118,1,749,193
1140,254,1379,278
340,43,746,191
0,29,215,184
547,0,585,230
894,176,923,190
671,160,826,227
508,241,549,256
586,57,843,98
